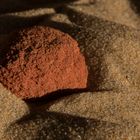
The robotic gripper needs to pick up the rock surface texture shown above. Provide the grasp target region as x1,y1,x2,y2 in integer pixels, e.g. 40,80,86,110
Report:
0,0,140,139
0,26,88,99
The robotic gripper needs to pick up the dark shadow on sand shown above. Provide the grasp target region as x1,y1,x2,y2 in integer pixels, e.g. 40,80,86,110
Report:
7,111,119,139
129,0,140,15
0,14,52,34
0,0,77,14
25,88,88,107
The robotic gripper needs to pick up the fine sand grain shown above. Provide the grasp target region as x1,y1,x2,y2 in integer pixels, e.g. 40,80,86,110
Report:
0,0,140,139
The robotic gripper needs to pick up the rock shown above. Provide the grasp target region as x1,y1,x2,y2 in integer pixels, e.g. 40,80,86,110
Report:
0,26,88,99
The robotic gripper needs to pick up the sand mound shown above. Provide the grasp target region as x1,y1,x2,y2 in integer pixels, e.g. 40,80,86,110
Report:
0,0,140,139
0,84,29,139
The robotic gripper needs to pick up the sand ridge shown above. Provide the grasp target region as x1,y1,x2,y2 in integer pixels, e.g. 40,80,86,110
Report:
0,0,140,139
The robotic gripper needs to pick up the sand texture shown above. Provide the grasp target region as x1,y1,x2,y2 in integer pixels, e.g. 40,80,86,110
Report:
0,0,140,139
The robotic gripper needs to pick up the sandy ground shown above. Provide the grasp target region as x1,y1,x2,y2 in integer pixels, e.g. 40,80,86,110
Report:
0,0,140,139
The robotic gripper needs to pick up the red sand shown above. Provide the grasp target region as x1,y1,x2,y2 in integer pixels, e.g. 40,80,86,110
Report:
0,26,88,99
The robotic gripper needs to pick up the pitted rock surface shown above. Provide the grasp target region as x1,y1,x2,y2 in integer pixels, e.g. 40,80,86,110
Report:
0,26,88,99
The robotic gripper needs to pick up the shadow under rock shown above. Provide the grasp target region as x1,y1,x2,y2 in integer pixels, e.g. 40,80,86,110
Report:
129,0,140,15
25,88,88,108
0,0,77,14
8,111,119,140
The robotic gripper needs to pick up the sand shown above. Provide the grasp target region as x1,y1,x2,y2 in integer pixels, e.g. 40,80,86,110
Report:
0,0,140,139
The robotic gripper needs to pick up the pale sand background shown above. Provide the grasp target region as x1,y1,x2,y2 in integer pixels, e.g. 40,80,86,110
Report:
0,0,140,139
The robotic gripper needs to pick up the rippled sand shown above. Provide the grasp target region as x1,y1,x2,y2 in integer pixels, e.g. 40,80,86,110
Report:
0,0,140,139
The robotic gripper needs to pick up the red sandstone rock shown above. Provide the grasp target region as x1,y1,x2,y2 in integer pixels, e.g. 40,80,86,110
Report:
0,26,88,99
